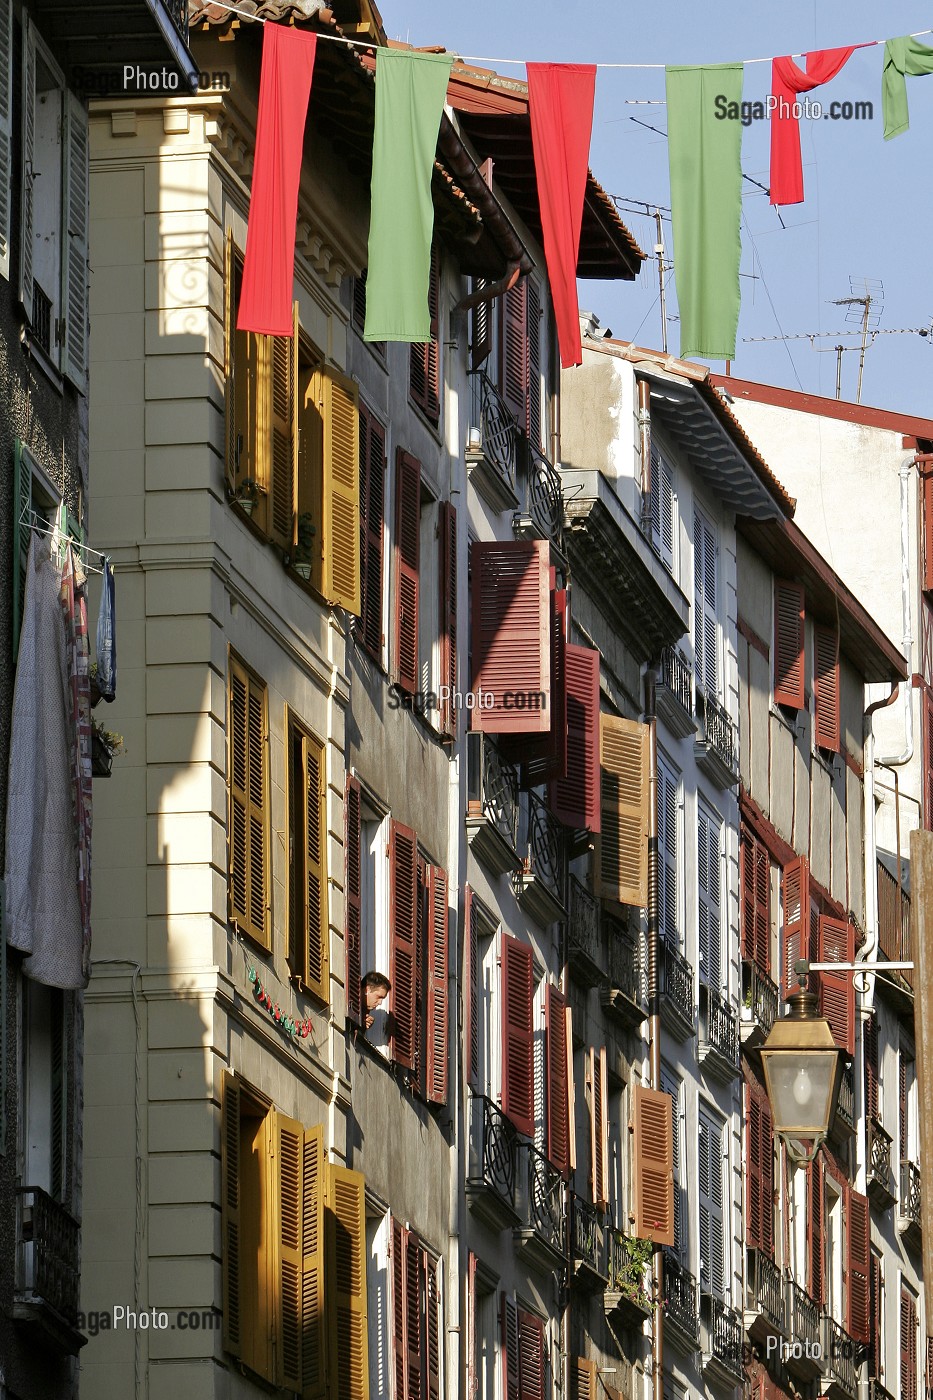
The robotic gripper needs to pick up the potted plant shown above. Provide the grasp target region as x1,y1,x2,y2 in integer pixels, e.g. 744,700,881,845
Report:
234,478,263,517
291,512,316,581
91,719,125,777
610,1235,655,1323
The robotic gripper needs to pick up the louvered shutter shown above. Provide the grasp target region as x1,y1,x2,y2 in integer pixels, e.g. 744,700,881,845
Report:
588,1046,609,1209
527,280,542,448
813,625,841,752
546,985,569,1173
901,1288,918,1400
746,1082,774,1257
274,1113,304,1391
315,368,360,612
659,1067,682,1257
816,915,854,1055
698,804,722,989
303,733,328,1001
566,1003,577,1173
19,15,35,314
345,776,363,1026
393,1221,407,1400
925,688,933,832
405,1235,423,1400
698,1112,725,1297
427,1258,440,1400
781,855,809,997
12,438,31,657
774,579,805,708
924,467,933,594
221,1074,242,1358
500,587,567,780
657,758,678,945
501,279,528,426
501,1294,520,1400
471,278,492,369
0,0,11,281
864,1014,879,1122
470,540,550,735
270,306,298,552
440,502,457,737
648,446,675,570
466,1253,478,1400
390,821,418,1072
465,886,478,1089
631,1083,674,1245
694,511,718,699
501,934,534,1136
740,828,755,962
574,1358,597,1400
869,1254,882,1380
899,1050,909,1160
548,644,600,831
753,840,770,973
394,451,421,694
426,866,449,1105
358,407,386,659
225,236,263,499
517,1310,544,1400
409,246,440,422
327,1164,369,1400
228,657,269,948
808,1154,824,1307
598,715,650,907
847,1187,870,1344
62,90,89,387
301,1126,326,1399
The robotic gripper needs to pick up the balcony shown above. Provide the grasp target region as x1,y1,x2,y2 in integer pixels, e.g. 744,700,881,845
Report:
898,1160,922,1254
694,689,739,789
785,1280,822,1379
14,1187,86,1354
876,860,913,1013
466,733,522,875
602,915,647,1028
701,1295,744,1387
745,1248,786,1348
514,790,567,926
567,877,604,985
657,646,696,740
569,1194,608,1289
699,985,740,1082
606,1230,652,1329
519,440,564,554
662,1250,700,1352
466,1093,520,1231
658,940,695,1041
32,0,195,87
824,1317,858,1400
829,1060,855,1143
868,1383,895,1400
514,1142,566,1273
740,958,779,1047
867,1121,895,1208
467,372,521,514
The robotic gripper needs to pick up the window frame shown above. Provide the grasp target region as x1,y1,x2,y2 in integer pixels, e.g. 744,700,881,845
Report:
285,710,329,1004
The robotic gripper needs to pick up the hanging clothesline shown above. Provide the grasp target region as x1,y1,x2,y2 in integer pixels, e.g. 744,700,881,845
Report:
20,508,108,577
196,1,933,72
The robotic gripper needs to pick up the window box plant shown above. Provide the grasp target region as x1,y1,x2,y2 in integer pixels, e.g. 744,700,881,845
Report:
290,512,316,581
91,719,124,777
234,478,263,517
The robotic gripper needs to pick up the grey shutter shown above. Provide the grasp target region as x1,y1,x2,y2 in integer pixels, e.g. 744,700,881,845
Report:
698,1112,725,1297
62,89,89,388
19,13,35,315
649,446,675,571
658,758,678,948
0,0,12,279
694,511,718,698
660,1066,683,1260
698,804,722,990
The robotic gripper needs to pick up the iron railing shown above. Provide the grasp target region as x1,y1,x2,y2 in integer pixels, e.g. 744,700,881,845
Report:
900,1160,922,1226
163,0,190,42
525,1144,565,1256
568,876,601,969
467,733,520,851
877,860,912,987
659,940,694,1027
522,790,566,908
868,1120,894,1196
469,371,520,497
32,283,53,356
787,1279,820,1349
606,916,646,1009
662,1250,700,1345
524,440,563,550
746,1248,784,1332
701,987,739,1068
869,1382,895,1400
470,1094,518,1209
826,1317,857,1396
660,645,694,715
16,1186,81,1323
608,1230,651,1311
704,1296,743,1378
835,1060,855,1132
696,689,739,777
570,1194,607,1279
742,959,779,1036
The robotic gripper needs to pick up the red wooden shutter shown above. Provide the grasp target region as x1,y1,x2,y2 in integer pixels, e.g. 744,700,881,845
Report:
814,625,841,752
546,985,569,1173
527,279,542,449
426,866,449,1105
500,587,567,780
471,539,550,735
410,247,440,423
359,406,386,659
517,1309,545,1400
781,855,810,997
501,1294,520,1400
746,1080,774,1256
808,1153,824,1307
774,579,805,709
501,933,535,1136
440,501,457,737
471,279,492,370
390,820,418,1071
741,826,770,973
923,466,933,594
501,279,528,427
345,775,363,1026
395,450,421,695
869,1253,882,1379
548,643,601,832
631,1083,675,1245
899,1050,908,1159
467,1253,478,1400
427,1257,440,1400
847,1186,870,1343
588,1046,609,1209
465,886,479,1090
901,1287,918,1400
393,1220,408,1400
405,1234,424,1400
816,915,855,1055
864,1014,879,1122
925,687,933,832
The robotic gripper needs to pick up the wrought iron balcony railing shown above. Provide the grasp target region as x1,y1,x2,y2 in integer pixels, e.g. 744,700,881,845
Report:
695,689,739,786
656,646,695,742
702,1295,743,1381
825,1316,857,1397
164,0,190,42
524,1143,566,1258
568,876,603,984
900,1160,922,1233
658,939,695,1038
468,1093,518,1212
466,733,521,873
877,860,912,990
741,958,779,1040
607,1230,652,1322
32,282,53,356
699,986,739,1078
746,1248,784,1333
605,915,647,1020
467,371,520,509
662,1250,700,1347
514,789,566,921
524,439,563,551
570,1194,607,1282
867,1120,895,1206
16,1186,81,1324
833,1059,855,1137
787,1279,820,1350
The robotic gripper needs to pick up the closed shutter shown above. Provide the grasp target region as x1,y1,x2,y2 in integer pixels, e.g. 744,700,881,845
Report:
314,368,361,613
648,445,675,571
500,586,567,779
925,688,933,832
899,1049,909,1161
517,1310,544,1400
846,1186,870,1344
48,993,65,1201
864,1014,879,1122
358,406,386,659
924,465,933,594
426,866,449,1105
0,0,11,281
546,985,569,1173
327,1164,369,1400
426,1259,440,1400
740,826,770,974
694,510,718,698
19,15,35,314
501,933,534,1136
808,1153,824,1307
302,1126,327,1399
659,1067,682,1257
816,915,854,1055
345,776,363,1026
501,1294,520,1400
901,1287,918,1400
393,1220,407,1400
465,886,478,1090
781,855,810,997
228,656,270,948
501,278,528,426
269,306,298,552
274,1113,304,1391
439,502,457,736
390,821,418,1072
814,626,841,752
288,724,328,1001
12,439,32,657
869,1254,882,1379
409,246,440,422
698,804,722,989
221,1074,242,1358
631,1083,674,1245
657,757,678,945
527,279,542,449
598,715,650,907
405,1234,423,1400
548,643,601,831
470,540,550,735
588,1046,609,1209
698,1112,725,1297
394,450,421,694
224,235,263,503
61,91,89,388
774,579,805,709
746,1081,774,1256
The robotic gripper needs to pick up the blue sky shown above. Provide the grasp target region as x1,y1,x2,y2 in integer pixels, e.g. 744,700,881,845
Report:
388,1,933,418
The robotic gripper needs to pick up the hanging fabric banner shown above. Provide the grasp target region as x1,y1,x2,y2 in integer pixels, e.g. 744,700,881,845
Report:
364,48,454,343
769,47,856,205
882,35,933,139
666,64,743,363
526,63,596,370
236,24,318,336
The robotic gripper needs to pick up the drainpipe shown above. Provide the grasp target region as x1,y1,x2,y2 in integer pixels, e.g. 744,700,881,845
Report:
644,666,663,1400
875,459,915,769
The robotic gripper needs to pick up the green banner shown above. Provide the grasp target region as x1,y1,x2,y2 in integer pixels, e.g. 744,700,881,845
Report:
882,35,933,140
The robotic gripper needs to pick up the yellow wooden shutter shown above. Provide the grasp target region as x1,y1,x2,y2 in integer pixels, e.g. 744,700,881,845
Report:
320,368,361,613
327,1163,369,1400
225,231,264,508
274,1112,304,1391
228,656,270,948
631,1083,674,1245
221,1074,241,1359
302,1127,327,1399
598,715,649,907
574,1358,597,1400
269,302,299,552
304,732,328,1001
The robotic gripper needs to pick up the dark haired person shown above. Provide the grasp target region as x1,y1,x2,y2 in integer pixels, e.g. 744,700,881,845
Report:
361,970,391,1031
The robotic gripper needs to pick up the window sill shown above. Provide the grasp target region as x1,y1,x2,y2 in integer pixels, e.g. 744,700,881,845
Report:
408,396,442,442
769,701,805,740
24,335,65,395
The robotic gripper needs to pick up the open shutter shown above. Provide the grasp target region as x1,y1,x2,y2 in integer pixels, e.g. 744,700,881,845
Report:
659,1068,682,1256
781,855,810,997
526,279,542,448
409,247,440,422
694,511,718,698
746,1081,774,1257
19,14,35,315
470,539,550,735
808,1154,824,1307
0,0,11,281
500,586,566,779
501,279,528,427
327,1164,369,1400
345,776,363,1026
315,368,360,612
598,715,650,907
471,278,492,370
274,1113,304,1391
814,626,841,752
847,1186,870,1344
574,1359,597,1400
816,915,854,1055
62,90,89,387
426,866,449,1105
774,579,805,709
358,406,386,659
864,1014,879,1122
741,830,771,974
697,805,722,989
303,733,328,1001
301,1126,327,1399
631,1083,674,1245
501,933,534,1136
517,1310,544,1400
221,1074,242,1358
546,985,569,1173
588,1046,609,1209
393,1221,408,1400
427,1259,440,1400
439,501,457,736
269,305,298,552
548,644,600,831
224,230,238,493
501,1294,520,1400
390,821,418,1072
901,1288,918,1400
924,687,933,832
465,886,478,1090
698,1113,725,1297
394,451,421,694
229,657,269,948
406,1235,424,1400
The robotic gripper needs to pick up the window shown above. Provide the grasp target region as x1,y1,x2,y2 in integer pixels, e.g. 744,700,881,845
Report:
367,1213,392,1400
598,715,650,908
545,984,570,1174
587,1045,608,1209
745,1077,773,1258
815,914,855,1055
394,450,421,693
657,754,680,947
470,1262,497,1400
501,932,535,1135
869,1250,883,1380
899,1042,916,1166
392,1220,442,1400
12,438,66,655
358,404,387,663
660,1065,684,1260
646,444,675,573
499,275,543,446
846,1186,870,1344
0,0,10,281
740,825,770,975
813,625,841,752
221,1075,367,1394
698,1110,725,1297
808,1154,824,1306
548,643,600,832
697,801,723,990
23,983,69,1202
825,1175,843,1320
693,508,718,698
900,1283,918,1400
20,17,88,383
864,1013,880,1124
352,269,385,357
773,578,805,709
227,654,270,949
409,245,440,423
631,1082,675,1246
500,1295,545,1400
286,715,328,1001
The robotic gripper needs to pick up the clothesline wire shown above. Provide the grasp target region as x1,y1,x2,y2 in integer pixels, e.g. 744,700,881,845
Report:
197,2,933,72
21,508,108,575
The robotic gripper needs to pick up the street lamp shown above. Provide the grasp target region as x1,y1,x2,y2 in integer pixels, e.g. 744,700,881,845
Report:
759,962,843,1166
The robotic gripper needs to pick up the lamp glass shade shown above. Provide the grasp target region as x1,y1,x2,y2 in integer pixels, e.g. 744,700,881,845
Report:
760,1046,840,1138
